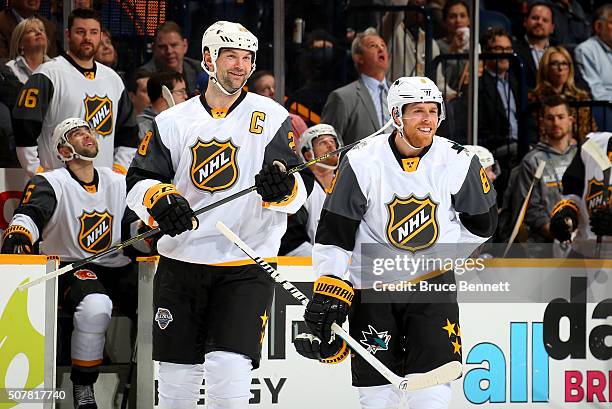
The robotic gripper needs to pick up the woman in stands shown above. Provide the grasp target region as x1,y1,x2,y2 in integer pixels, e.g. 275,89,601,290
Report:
5,17,49,83
528,46,596,142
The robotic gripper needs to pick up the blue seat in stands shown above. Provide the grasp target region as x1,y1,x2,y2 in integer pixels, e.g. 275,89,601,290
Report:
480,9,513,36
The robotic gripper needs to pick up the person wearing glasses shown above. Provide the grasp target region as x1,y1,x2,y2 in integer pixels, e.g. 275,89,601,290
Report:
136,70,188,142
527,46,595,143
477,28,519,155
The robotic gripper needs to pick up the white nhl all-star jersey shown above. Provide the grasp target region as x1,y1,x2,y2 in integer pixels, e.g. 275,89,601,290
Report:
9,167,130,267
559,132,612,257
313,133,497,288
127,91,309,264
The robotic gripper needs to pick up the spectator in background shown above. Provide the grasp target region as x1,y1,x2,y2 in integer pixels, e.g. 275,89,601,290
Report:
528,46,595,142
138,21,203,96
137,70,187,141
517,96,577,244
574,4,612,129
320,28,390,146
514,1,555,90
126,69,151,116
478,28,519,151
94,28,118,71
249,70,308,147
5,17,49,83
0,0,58,58
437,0,472,92
381,0,455,98
549,0,590,47
286,29,346,126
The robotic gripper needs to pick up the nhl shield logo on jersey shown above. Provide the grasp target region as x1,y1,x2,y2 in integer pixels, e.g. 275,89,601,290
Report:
585,178,612,213
78,210,113,254
386,194,439,252
190,138,239,192
155,308,173,330
84,95,113,135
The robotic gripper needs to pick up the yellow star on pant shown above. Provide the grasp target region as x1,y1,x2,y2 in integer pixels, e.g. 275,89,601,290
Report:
456,325,461,338
260,310,269,328
442,319,456,337
451,338,462,355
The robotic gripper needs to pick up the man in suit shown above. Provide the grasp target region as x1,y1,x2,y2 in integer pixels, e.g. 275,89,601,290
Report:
514,1,555,90
0,0,58,59
320,27,390,146
478,28,520,152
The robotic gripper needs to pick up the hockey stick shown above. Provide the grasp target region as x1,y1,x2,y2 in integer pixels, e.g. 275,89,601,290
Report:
19,119,394,291
503,160,547,257
581,138,612,258
215,221,462,392
161,85,175,108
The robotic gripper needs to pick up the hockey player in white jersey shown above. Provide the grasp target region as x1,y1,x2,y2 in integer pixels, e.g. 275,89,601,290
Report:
1,118,137,409
294,77,497,409
281,123,340,256
12,8,139,177
550,131,612,257
126,21,311,409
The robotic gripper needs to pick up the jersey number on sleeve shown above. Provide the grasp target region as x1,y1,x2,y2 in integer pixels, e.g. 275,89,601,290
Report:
479,168,491,194
22,184,35,204
17,88,39,108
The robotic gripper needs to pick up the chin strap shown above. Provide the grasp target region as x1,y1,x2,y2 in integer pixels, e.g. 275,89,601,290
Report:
201,59,248,96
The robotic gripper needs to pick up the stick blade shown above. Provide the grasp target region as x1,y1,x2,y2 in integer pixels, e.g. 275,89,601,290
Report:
582,138,611,172
399,361,462,391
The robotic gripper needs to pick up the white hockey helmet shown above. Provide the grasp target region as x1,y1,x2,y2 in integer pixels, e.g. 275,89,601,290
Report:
464,144,501,176
201,21,258,95
52,118,97,162
387,76,446,129
463,145,494,168
298,124,341,170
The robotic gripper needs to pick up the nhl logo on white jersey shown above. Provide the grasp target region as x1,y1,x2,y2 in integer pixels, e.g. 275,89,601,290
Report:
78,210,113,254
155,307,173,330
386,194,439,252
190,138,239,192
585,178,612,213
84,95,113,135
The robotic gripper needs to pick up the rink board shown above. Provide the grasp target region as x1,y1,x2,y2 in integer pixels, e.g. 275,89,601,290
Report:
0,256,58,409
137,257,612,409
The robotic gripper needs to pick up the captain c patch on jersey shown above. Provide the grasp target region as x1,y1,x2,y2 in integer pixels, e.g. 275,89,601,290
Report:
190,138,239,193
78,210,113,254
386,194,439,252
84,95,113,135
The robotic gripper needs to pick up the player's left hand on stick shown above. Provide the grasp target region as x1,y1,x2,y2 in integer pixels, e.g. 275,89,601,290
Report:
145,183,198,237
1,226,34,254
255,160,295,202
294,332,349,363
589,208,612,236
304,275,354,343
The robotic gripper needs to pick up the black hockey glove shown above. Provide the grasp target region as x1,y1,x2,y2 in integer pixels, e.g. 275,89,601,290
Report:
255,160,295,202
590,208,612,237
294,332,349,364
1,225,33,254
550,200,579,242
304,275,354,344
145,184,198,237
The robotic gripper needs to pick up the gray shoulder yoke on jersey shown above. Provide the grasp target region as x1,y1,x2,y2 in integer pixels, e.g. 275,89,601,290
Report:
452,155,497,215
323,157,367,221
